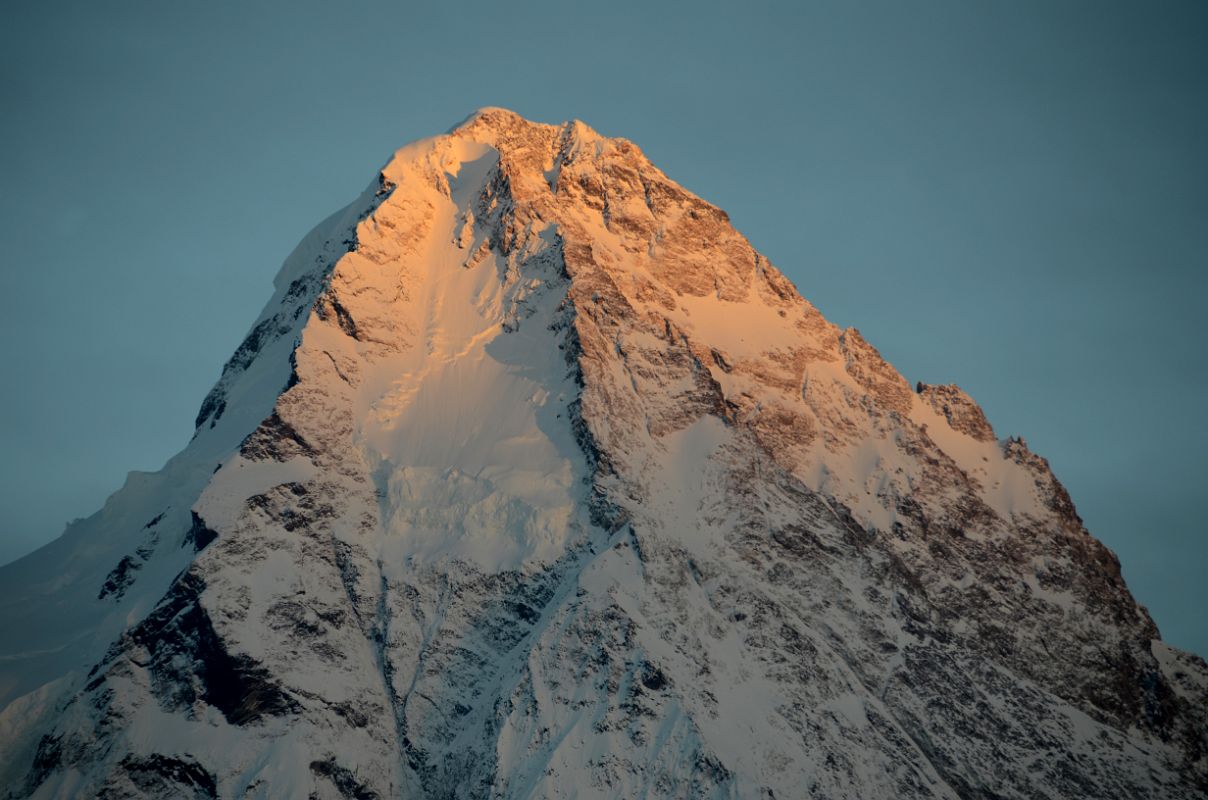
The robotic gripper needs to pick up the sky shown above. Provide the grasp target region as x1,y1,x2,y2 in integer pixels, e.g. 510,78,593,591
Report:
0,1,1204,656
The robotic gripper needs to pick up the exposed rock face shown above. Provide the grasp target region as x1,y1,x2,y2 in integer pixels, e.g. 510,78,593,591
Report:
915,382,996,443
1,108,1204,799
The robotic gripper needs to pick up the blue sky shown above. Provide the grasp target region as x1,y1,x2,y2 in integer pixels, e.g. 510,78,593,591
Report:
1,0,1204,656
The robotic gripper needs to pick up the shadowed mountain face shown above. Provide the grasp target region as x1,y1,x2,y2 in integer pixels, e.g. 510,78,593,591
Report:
1,108,1204,800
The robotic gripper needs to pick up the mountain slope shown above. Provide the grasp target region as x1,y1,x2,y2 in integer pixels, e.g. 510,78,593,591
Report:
1,108,1204,799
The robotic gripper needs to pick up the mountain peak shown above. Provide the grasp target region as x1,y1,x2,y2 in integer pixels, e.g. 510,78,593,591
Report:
443,106,605,154
447,105,532,133
450,106,601,138
2,112,1205,799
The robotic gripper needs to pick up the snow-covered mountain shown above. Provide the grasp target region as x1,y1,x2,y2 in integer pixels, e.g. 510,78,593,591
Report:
1,108,1204,799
